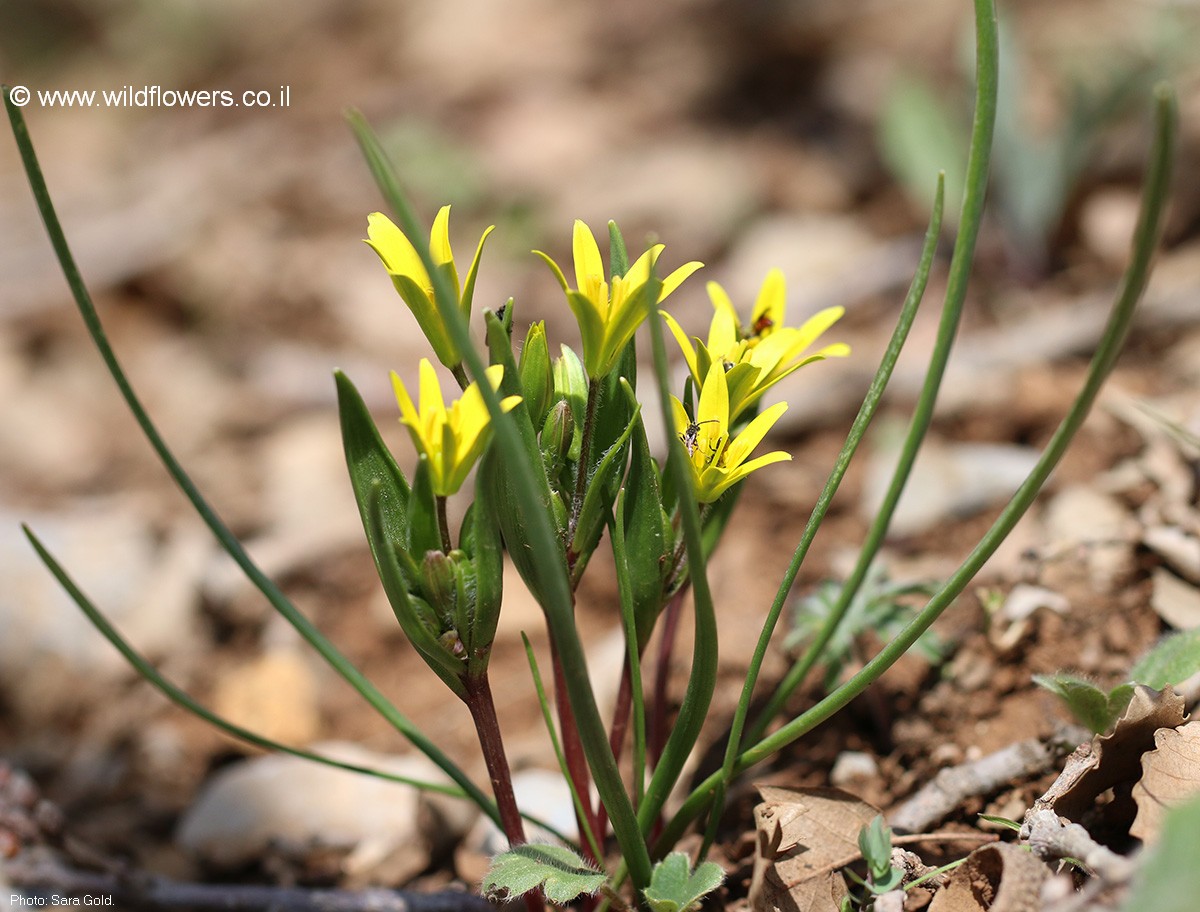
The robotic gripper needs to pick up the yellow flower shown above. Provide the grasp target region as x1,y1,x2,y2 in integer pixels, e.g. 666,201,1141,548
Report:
670,360,791,503
391,359,521,496
662,269,849,421
366,207,495,370
535,220,702,378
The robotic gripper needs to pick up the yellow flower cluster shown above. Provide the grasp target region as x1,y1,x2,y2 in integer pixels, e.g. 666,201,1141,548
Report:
366,211,847,503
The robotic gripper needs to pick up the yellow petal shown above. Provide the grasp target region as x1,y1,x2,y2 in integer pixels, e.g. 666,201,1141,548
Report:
572,220,606,305
430,205,454,267
657,260,703,302
418,358,446,423
365,212,429,286
695,360,730,432
750,269,787,335
391,369,420,430
788,305,846,355
724,401,788,468
706,305,740,359
624,244,664,287
661,310,701,387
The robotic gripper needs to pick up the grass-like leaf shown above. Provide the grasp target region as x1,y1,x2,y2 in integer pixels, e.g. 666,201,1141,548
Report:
3,86,495,823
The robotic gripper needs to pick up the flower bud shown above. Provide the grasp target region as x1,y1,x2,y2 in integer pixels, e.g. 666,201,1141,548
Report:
540,399,575,482
518,321,553,427
420,550,458,623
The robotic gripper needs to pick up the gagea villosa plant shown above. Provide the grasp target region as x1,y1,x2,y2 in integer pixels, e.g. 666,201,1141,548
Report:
3,0,1177,907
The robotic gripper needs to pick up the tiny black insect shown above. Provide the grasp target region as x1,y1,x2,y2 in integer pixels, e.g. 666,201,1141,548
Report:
679,418,719,457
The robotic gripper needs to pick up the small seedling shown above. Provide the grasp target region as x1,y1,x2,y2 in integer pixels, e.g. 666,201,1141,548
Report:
1034,627,1200,733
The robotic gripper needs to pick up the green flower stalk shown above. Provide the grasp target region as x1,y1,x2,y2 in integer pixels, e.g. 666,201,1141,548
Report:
536,219,701,378
366,207,495,374
662,269,849,421
392,359,521,497
670,360,792,503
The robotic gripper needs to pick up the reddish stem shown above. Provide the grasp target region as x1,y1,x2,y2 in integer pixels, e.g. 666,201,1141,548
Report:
550,639,603,864
463,674,542,912
649,589,686,765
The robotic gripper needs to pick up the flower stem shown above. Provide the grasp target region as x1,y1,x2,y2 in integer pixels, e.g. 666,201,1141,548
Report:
463,674,526,846
567,378,601,561
435,495,453,554
451,362,470,391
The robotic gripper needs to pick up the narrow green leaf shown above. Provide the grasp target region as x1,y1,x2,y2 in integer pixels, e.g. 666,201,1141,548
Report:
405,456,441,556
22,524,466,799
643,853,724,912
570,392,641,561
4,94,496,826
622,407,669,648
612,490,649,808
608,220,629,278
483,844,606,905
662,75,1177,856
467,471,505,679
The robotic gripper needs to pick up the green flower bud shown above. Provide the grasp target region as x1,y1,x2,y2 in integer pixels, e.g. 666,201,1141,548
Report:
420,550,458,624
540,399,575,482
518,321,553,428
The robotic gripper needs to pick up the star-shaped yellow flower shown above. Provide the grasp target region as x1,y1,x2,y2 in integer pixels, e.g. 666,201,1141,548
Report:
391,359,521,496
536,220,702,378
671,360,791,504
366,207,495,370
662,269,849,421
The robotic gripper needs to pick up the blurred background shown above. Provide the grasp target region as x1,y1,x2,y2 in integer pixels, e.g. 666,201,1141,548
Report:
3,0,1200,888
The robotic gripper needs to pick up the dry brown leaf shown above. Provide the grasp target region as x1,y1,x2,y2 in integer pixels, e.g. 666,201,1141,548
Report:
749,786,880,912
1035,686,1185,823
1150,566,1200,629
1130,720,1200,843
927,843,1046,912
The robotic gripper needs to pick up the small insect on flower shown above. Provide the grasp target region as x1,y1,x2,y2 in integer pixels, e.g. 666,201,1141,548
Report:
750,313,775,337
679,418,719,458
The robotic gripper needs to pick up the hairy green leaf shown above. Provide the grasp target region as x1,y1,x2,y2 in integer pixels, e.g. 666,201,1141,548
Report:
482,844,606,905
643,853,724,912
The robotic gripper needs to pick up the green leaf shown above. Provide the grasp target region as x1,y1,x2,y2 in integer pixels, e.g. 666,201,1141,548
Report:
977,814,1023,832
643,853,724,912
570,384,641,565
335,370,411,547
482,844,607,905
857,815,894,883
1120,793,1200,912
608,220,629,278
366,486,466,697
1130,628,1200,690
467,470,504,679
1032,672,1130,734
405,456,441,556
622,405,669,648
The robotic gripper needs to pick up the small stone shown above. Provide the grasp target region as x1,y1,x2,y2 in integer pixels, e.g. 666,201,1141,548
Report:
177,743,469,885
830,751,879,787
